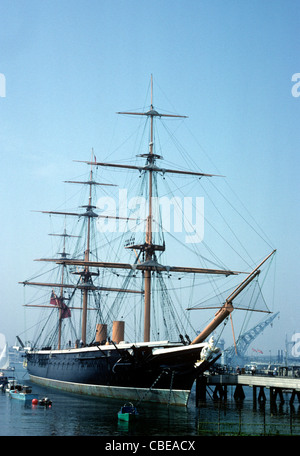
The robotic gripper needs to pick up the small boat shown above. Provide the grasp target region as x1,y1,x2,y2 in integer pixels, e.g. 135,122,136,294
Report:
38,397,52,407
9,385,38,402
5,379,22,393
118,403,138,422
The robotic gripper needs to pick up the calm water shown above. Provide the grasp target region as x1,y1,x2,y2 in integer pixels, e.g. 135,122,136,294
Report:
1,362,300,437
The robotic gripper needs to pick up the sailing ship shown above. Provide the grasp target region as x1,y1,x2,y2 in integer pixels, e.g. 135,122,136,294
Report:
20,77,276,406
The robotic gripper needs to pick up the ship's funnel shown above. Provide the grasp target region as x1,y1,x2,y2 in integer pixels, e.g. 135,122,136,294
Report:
95,324,107,344
112,321,125,343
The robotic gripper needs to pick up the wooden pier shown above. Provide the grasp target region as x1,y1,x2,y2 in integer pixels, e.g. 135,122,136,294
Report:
196,374,300,406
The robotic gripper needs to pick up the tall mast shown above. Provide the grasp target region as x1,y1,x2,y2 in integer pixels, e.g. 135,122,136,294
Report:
81,157,93,345
144,75,154,342
48,228,80,349
29,154,145,347
72,76,230,343
57,230,66,349
117,75,189,342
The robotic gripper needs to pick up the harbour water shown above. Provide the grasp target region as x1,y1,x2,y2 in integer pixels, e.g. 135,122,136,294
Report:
1,361,300,438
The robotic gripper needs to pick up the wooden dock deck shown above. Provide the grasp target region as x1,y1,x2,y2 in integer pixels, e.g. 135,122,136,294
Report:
196,373,300,405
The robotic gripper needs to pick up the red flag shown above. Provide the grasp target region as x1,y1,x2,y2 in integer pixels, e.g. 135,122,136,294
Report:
252,348,257,352
50,291,60,306
61,302,71,319
257,349,263,354
50,291,71,318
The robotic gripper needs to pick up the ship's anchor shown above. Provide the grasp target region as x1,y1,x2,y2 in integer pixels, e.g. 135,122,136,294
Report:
135,369,176,406
136,370,168,406
167,370,175,406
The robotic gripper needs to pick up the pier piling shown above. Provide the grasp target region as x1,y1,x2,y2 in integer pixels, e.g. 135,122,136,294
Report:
258,386,266,403
195,376,207,406
289,390,300,405
233,384,245,401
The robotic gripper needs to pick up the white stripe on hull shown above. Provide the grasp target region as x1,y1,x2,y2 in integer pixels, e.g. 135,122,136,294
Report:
29,374,190,406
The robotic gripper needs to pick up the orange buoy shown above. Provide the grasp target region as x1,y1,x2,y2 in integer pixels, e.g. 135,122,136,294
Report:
32,398,38,405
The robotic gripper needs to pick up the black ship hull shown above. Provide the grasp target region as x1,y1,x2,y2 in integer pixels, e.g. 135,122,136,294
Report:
26,341,217,406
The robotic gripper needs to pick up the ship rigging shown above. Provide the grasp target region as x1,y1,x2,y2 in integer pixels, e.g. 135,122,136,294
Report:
19,76,276,406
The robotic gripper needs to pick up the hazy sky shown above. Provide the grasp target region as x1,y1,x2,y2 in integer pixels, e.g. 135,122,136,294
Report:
0,0,299,357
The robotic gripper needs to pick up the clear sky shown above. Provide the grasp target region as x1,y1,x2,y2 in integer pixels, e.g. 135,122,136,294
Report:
0,0,299,357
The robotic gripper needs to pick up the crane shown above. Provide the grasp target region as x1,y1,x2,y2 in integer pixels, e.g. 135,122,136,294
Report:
225,311,280,365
